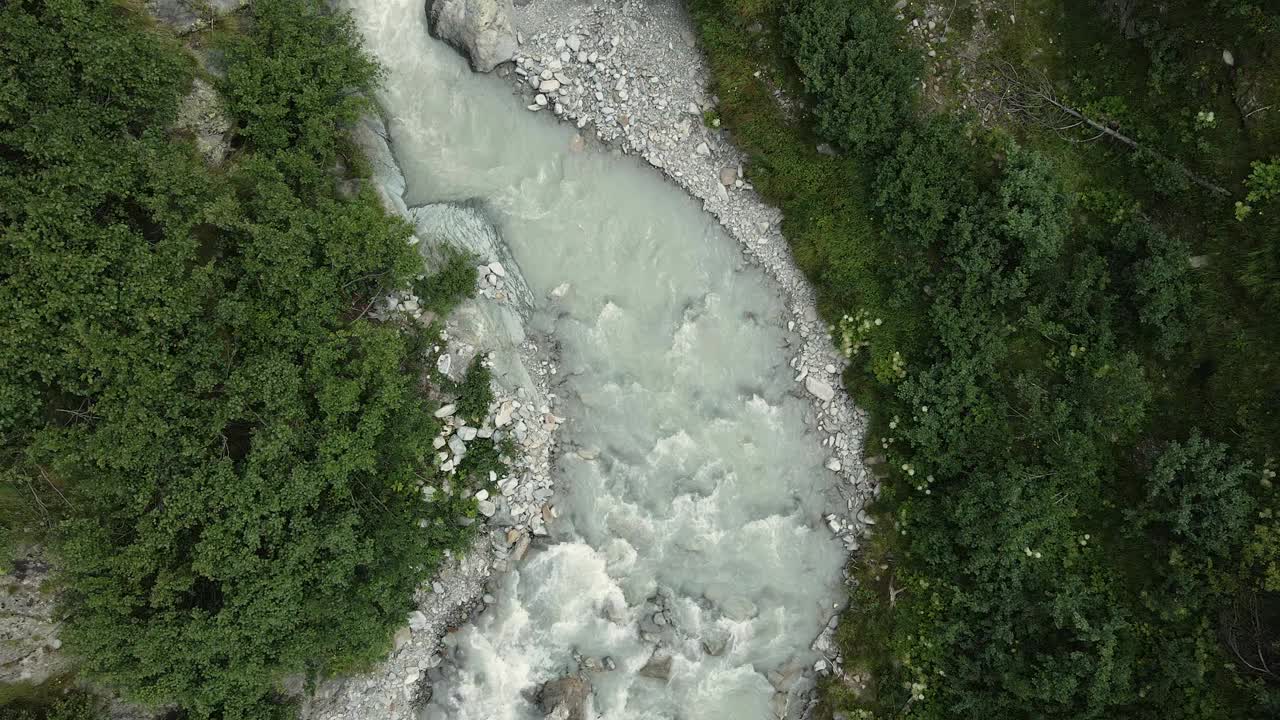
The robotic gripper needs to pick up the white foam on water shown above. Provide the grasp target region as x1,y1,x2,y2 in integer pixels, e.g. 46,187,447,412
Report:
342,2,848,718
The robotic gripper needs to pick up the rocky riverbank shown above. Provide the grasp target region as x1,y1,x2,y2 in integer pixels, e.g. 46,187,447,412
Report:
300,111,569,720
500,0,875,550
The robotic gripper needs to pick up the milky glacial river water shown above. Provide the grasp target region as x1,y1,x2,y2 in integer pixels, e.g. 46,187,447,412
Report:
345,2,846,718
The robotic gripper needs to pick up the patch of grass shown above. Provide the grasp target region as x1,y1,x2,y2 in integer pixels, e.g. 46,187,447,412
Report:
0,678,102,720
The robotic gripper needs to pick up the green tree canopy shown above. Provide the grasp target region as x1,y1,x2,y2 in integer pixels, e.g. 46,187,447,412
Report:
1,2,481,717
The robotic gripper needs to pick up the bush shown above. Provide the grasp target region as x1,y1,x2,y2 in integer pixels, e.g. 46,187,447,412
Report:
1126,220,1198,356
874,116,982,251
413,247,478,315
453,357,494,425
782,0,920,157
218,0,381,168
1133,434,1256,560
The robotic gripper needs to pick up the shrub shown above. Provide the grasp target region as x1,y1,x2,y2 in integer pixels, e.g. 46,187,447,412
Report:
1133,433,1256,560
874,116,981,252
453,357,494,425
1126,220,1198,356
218,0,381,168
781,0,920,158
413,247,478,315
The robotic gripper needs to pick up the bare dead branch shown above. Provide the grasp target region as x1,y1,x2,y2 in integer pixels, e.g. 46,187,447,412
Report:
23,476,49,522
36,466,72,509
1221,592,1279,681
980,59,1231,197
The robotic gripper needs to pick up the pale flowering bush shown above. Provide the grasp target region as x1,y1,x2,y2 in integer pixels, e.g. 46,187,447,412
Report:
835,309,907,383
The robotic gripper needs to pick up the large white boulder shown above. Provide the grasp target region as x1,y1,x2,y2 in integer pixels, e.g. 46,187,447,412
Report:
426,0,517,72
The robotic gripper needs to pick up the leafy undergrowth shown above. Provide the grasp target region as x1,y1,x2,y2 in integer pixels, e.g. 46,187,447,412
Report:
0,678,102,720
691,1,1280,718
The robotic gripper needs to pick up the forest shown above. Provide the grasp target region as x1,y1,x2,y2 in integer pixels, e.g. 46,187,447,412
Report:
689,0,1279,717
1,1,491,718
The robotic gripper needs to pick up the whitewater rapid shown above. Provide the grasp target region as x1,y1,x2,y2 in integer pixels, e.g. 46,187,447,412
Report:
343,2,847,718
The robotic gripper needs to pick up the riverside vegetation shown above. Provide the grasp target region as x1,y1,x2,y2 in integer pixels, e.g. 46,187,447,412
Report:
0,1,500,718
689,0,1280,718
4,1,1278,719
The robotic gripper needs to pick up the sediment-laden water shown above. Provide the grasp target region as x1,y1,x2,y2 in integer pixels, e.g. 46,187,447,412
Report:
345,2,846,718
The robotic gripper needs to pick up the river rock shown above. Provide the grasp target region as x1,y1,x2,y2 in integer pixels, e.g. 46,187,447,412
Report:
495,400,515,427
435,403,457,418
426,0,518,73
448,435,467,457
511,531,531,561
804,376,835,402
393,625,412,650
701,633,728,656
538,675,591,720
719,166,737,186
174,78,232,166
638,652,673,681
768,663,801,692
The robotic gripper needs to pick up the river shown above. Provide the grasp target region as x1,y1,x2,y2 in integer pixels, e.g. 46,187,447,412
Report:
343,2,847,718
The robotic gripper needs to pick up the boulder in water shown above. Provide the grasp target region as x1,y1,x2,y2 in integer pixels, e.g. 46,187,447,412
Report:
426,0,517,73
537,675,591,720
701,633,728,657
638,652,673,681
